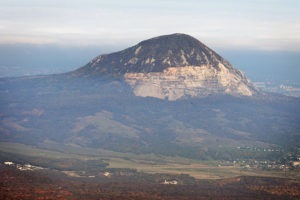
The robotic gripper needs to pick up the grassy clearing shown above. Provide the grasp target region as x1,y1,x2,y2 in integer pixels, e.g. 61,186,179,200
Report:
0,142,298,179
0,142,85,159
108,158,299,180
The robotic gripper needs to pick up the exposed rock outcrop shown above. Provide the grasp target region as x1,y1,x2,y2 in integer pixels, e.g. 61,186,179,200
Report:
124,65,254,100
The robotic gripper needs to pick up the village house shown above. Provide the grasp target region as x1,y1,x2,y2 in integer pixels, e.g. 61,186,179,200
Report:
162,180,178,185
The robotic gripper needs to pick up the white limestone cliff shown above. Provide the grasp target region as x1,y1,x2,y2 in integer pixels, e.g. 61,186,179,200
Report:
124,64,253,100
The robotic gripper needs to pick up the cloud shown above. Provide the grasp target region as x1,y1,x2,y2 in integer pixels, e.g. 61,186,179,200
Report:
0,0,299,50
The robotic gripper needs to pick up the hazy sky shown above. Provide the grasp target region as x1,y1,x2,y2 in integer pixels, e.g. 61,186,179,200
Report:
1,0,300,51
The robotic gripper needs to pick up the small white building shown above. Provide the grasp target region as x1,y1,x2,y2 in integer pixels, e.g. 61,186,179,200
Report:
4,161,14,165
162,180,178,185
103,172,111,177
292,161,300,167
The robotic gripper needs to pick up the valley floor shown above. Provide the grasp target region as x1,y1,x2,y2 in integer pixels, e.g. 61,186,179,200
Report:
1,142,299,180
1,142,300,199
1,165,300,200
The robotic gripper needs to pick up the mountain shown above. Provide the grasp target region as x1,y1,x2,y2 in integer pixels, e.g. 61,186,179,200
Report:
73,33,259,100
0,33,299,166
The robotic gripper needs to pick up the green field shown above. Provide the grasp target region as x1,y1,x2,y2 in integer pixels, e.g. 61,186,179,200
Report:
0,142,299,180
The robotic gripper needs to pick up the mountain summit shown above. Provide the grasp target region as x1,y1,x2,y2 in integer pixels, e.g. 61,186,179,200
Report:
74,33,259,100
74,33,234,74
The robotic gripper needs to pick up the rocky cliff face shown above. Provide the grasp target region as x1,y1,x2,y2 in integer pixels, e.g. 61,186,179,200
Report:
74,33,259,100
124,65,254,100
